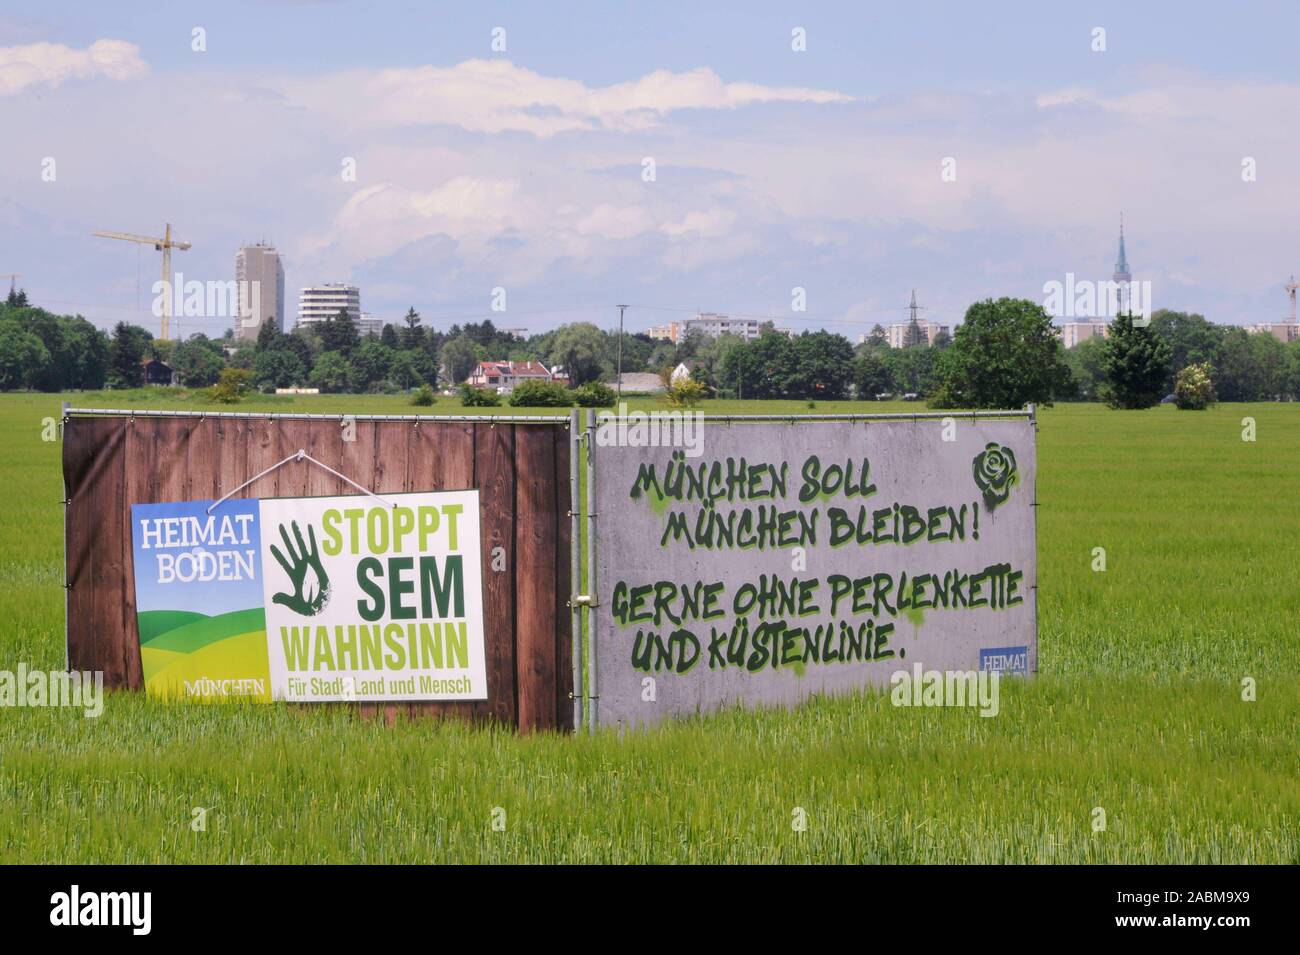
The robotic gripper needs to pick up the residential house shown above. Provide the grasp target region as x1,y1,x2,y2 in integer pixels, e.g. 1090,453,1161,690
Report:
466,360,559,394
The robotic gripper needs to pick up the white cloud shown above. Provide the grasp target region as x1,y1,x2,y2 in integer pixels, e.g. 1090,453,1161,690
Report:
282,58,853,137
0,39,146,97
575,203,655,239
313,177,541,264
660,208,737,237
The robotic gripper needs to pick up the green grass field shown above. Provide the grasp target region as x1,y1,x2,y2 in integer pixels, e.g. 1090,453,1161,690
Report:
0,389,1296,863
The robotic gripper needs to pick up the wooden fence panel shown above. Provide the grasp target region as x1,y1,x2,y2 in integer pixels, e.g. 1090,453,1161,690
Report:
63,413,573,732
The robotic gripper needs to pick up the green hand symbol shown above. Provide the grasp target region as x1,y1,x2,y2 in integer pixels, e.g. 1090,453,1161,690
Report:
270,520,331,616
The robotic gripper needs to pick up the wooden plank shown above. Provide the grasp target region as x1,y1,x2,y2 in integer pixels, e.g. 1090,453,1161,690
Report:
405,420,477,722
186,418,221,503
306,415,346,498
244,415,280,501
371,421,409,726
476,421,517,727
88,417,130,687
514,424,558,732
273,418,315,499
119,417,145,689
340,419,378,723
553,423,574,732
216,414,250,503
64,417,117,676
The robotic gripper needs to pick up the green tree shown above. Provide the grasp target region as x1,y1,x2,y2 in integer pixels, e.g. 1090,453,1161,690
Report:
1148,310,1223,393
171,337,225,387
717,332,796,399
308,351,354,393
930,298,1069,409
0,322,51,390
20,310,109,391
255,318,283,352
401,307,425,351
1246,331,1290,399
853,349,894,399
1287,340,1300,400
864,324,889,351
380,324,400,349
439,334,480,385
1100,313,1172,409
388,350,421,389
351,339,394,391
209,367,252,403
1062,335,1106,401
1174,362,1216,410
548,322,608,386
689,333,744,392
885,345,936,396
791,331,855,399
108,322,153,389
252,349,304,391
317,310,360,356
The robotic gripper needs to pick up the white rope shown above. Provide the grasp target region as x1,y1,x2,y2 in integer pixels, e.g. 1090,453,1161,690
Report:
207,449,397,513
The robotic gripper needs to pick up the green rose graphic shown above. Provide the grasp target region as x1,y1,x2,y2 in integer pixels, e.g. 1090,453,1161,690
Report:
270,520,331,616
972,443,1018,512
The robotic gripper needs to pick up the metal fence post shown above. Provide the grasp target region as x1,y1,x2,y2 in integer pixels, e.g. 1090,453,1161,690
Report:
568,409,583,731
585,408,598,733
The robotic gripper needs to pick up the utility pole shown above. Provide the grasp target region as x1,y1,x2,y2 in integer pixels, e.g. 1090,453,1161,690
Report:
615,304,627,402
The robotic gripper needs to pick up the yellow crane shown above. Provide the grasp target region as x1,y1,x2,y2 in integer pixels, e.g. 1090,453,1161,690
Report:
92,223,191,339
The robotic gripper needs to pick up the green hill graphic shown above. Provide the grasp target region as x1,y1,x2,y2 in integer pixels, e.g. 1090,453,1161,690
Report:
141,607,265,653
137,609,208,644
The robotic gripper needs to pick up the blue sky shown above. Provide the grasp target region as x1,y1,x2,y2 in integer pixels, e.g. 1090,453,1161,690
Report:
3,1,1299,337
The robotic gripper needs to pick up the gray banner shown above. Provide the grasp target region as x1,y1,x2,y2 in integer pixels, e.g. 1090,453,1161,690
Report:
592,416,1037,728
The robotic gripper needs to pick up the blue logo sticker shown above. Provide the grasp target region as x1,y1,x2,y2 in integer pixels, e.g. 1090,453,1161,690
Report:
979,646,1028,675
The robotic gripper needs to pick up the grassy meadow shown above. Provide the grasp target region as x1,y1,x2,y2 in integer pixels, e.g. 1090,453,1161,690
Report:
0,389,1296,863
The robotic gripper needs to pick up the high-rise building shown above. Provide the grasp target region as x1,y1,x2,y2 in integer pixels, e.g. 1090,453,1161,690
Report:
298,284,361,329
235,243,285,339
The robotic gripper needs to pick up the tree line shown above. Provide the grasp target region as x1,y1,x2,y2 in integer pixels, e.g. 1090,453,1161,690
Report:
2,286,1299,408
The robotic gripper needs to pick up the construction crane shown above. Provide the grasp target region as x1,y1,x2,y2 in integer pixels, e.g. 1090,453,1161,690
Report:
1287,275,1298,323
92,223,191,339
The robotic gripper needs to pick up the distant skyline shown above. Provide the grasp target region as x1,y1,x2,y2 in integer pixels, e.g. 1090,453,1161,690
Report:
3,1,1300,337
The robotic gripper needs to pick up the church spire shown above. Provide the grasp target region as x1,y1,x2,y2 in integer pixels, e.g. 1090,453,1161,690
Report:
1114,213,1130,278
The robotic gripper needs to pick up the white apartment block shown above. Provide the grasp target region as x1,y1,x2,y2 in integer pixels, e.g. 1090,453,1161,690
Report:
358,313,384,338
235,243,285,339
1250,322,1300,343
649,313,765,342
874,320,950,349
1056,322,1110,348
687,312,762,340
298,284,361,329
